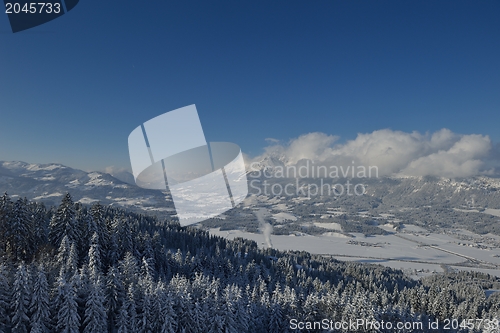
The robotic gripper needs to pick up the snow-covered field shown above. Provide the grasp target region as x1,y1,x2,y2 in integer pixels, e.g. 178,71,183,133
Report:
272,212,297,222
210,229,463,263
483,208,500,217
335,256,444,279
400,224,428,233
313,222,342,230
406,234,500,266
209,227,500,278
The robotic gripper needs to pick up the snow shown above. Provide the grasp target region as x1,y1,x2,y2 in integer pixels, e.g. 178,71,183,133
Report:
0,176,13,183
450,266,500,279
210,226,500,278
1,161,65,171
453,208,480,213
139,206,176,212
209,228,465,264
335,256,444,278
34,176,56,181
78,197,99,204
313,222,342,231
26,163,66,171
272,212,297,222
291,197,312,203
265,196,284,204
483,208,500,217
65,179,81,189
112,197,155,206
272,203,289,211
33,192,64,200
437,243,500,265
455,229,481,237
400,224,427,233
85,173,114,187
242,195,259,208
322,232,349,238
378,224,398,232
326,210,346,216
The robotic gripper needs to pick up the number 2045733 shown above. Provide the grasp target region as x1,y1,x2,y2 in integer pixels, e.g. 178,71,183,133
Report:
5,2,61,14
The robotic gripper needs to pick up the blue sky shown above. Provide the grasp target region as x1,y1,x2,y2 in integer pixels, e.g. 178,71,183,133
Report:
1,1,499,172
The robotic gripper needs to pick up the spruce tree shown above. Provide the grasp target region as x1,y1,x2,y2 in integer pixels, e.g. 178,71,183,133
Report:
119,252,139,288
88,232,102,281
11,262,30,333
7,199,34,261
83,277,107,333
125,286,138,333
106,266,125,332
54,270,80,333
89,202,109,260
116,306,129,333
0,193,13,253
0,263,11,331
30,266,50,333
49,194,78,247
30,202,48,250
268,302,283,333
157,286,176,333
56,236,79,279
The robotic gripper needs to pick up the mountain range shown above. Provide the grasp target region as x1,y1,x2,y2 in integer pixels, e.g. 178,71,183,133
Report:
0,161,175,215
1,160,500,234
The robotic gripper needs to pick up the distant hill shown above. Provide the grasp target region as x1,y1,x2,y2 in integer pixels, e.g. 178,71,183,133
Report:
2,160,500,234
0,161,175,215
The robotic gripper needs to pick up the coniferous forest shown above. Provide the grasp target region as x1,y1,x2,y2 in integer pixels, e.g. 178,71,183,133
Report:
0,192,500,332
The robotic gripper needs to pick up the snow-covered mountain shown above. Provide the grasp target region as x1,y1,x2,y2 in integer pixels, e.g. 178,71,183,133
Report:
248,153,288,172
0,161,175,214
2,160,500,223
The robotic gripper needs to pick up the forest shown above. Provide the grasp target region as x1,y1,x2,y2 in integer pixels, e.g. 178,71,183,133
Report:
0,192,499,332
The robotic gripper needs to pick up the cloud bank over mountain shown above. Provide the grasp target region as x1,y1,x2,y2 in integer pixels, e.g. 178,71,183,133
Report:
249,129,498,178
102,166,136,184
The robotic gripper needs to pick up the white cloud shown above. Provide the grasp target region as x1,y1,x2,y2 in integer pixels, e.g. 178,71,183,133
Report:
250,129,496,178
264,138,281,144
399,134,491,178
254,133,338,165
102,166,135,184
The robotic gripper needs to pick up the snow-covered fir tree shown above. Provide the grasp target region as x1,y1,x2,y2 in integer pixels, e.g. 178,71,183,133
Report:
0,193,497,332
30,265,51,333
54,269,80,333
49,193,78,247
11,262,31,333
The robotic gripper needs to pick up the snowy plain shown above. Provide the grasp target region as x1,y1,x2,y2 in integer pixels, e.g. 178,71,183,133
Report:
210,224,500,279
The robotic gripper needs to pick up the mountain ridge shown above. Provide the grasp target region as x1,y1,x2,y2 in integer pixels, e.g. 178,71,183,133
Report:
2,160,500,229
0,160,175,214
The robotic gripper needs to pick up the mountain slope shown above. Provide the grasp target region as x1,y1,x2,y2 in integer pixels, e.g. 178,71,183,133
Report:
0,161,175,214
2,160,500,235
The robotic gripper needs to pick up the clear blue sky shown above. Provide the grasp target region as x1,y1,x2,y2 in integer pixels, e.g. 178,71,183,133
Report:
1,1,499,171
